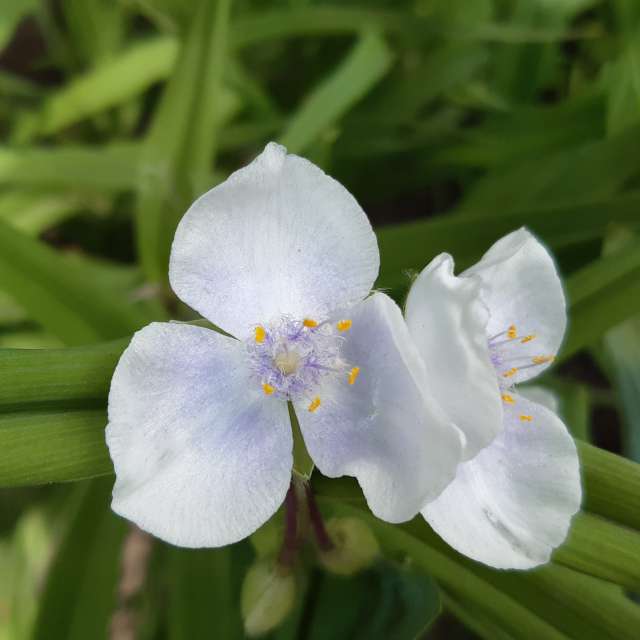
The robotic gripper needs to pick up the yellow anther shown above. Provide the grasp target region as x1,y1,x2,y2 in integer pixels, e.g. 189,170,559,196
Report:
501,393,515,405
255,326,266,344
519,414,533,422
348,366,360,385
507,324,517,339
532,355,555,365
337,319,352,332
502,368,518,378
308,397,321,413
262,383,275,396
303,318,318,328
521,335,536,343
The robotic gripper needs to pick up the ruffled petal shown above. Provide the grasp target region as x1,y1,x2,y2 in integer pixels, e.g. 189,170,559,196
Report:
106,323,292,548
169,143,379,339
295,293,462,523
405,253,502,460
422,393,581,569
463,228,566,383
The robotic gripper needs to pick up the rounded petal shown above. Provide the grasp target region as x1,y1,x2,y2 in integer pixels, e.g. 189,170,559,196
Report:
518,384,559,414
169,143,379,339
405,253,503,460
106,322,292,548
295,293,462,523
463,228,566,383
422,393,582,569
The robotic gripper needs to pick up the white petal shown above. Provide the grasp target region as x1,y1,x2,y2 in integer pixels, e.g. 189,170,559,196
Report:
405,253,502,460
295,293,462,523
422,393,581,569
463,228,566,383
169,142,379,339
518,384,559,414
106,322,292,548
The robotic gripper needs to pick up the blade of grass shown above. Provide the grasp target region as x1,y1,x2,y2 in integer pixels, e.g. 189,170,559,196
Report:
136,0,238,283
279,30,393,154
0,409,111,487
561,237,640,360
0,220,154,345
0,144,141,192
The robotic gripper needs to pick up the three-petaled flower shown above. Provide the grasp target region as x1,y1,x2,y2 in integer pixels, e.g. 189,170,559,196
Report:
404,229,582,568
106,143,461,547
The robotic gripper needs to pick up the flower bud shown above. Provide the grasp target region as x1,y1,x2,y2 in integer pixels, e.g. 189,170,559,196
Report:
319,517,380,576
241,560,296,637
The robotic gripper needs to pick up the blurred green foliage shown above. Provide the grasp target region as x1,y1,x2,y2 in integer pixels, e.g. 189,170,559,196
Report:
1,0,640,638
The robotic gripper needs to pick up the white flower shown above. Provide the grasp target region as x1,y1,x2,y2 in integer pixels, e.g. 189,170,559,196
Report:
106,143,461,548
405,229,582,569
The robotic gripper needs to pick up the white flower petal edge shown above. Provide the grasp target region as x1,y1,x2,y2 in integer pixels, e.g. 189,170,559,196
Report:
169,142,379,340
422,393,581,569
295,293,462,523
405,253,502,460
106,323,292,548
463,228,566,384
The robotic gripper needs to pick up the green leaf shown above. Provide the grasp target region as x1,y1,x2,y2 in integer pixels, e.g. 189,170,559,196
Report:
167,546,245,640
457,124,640,214
555,512,640,591
604,33,640,135
0,0,38,52
602,229,640,461
0,338,125,412
579,440,640,531
0,190,89,236
561,237,640,360
306,563,441,640
320,492,640,640
31,479,127,640
376,192,640,291
136,0,238,282
0,409,111,487
279,30,393,154
0,144,141,192
0,221,154,345
320,498,567,640
14,37,178,140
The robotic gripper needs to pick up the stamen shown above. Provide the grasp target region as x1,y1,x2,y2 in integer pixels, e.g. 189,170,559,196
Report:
519,414,533,422
502,368,518,378
255,326,266,344
507,325,517,340
337,319,352,332
308,397,321,412
501,393,515,404
532,355,555,365
303,318,318,328
348,366,360,385
521,335,536,344
262,383,275,396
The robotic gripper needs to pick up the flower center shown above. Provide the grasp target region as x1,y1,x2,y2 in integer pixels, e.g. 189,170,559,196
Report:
487,324,554,423
246,316,360,411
